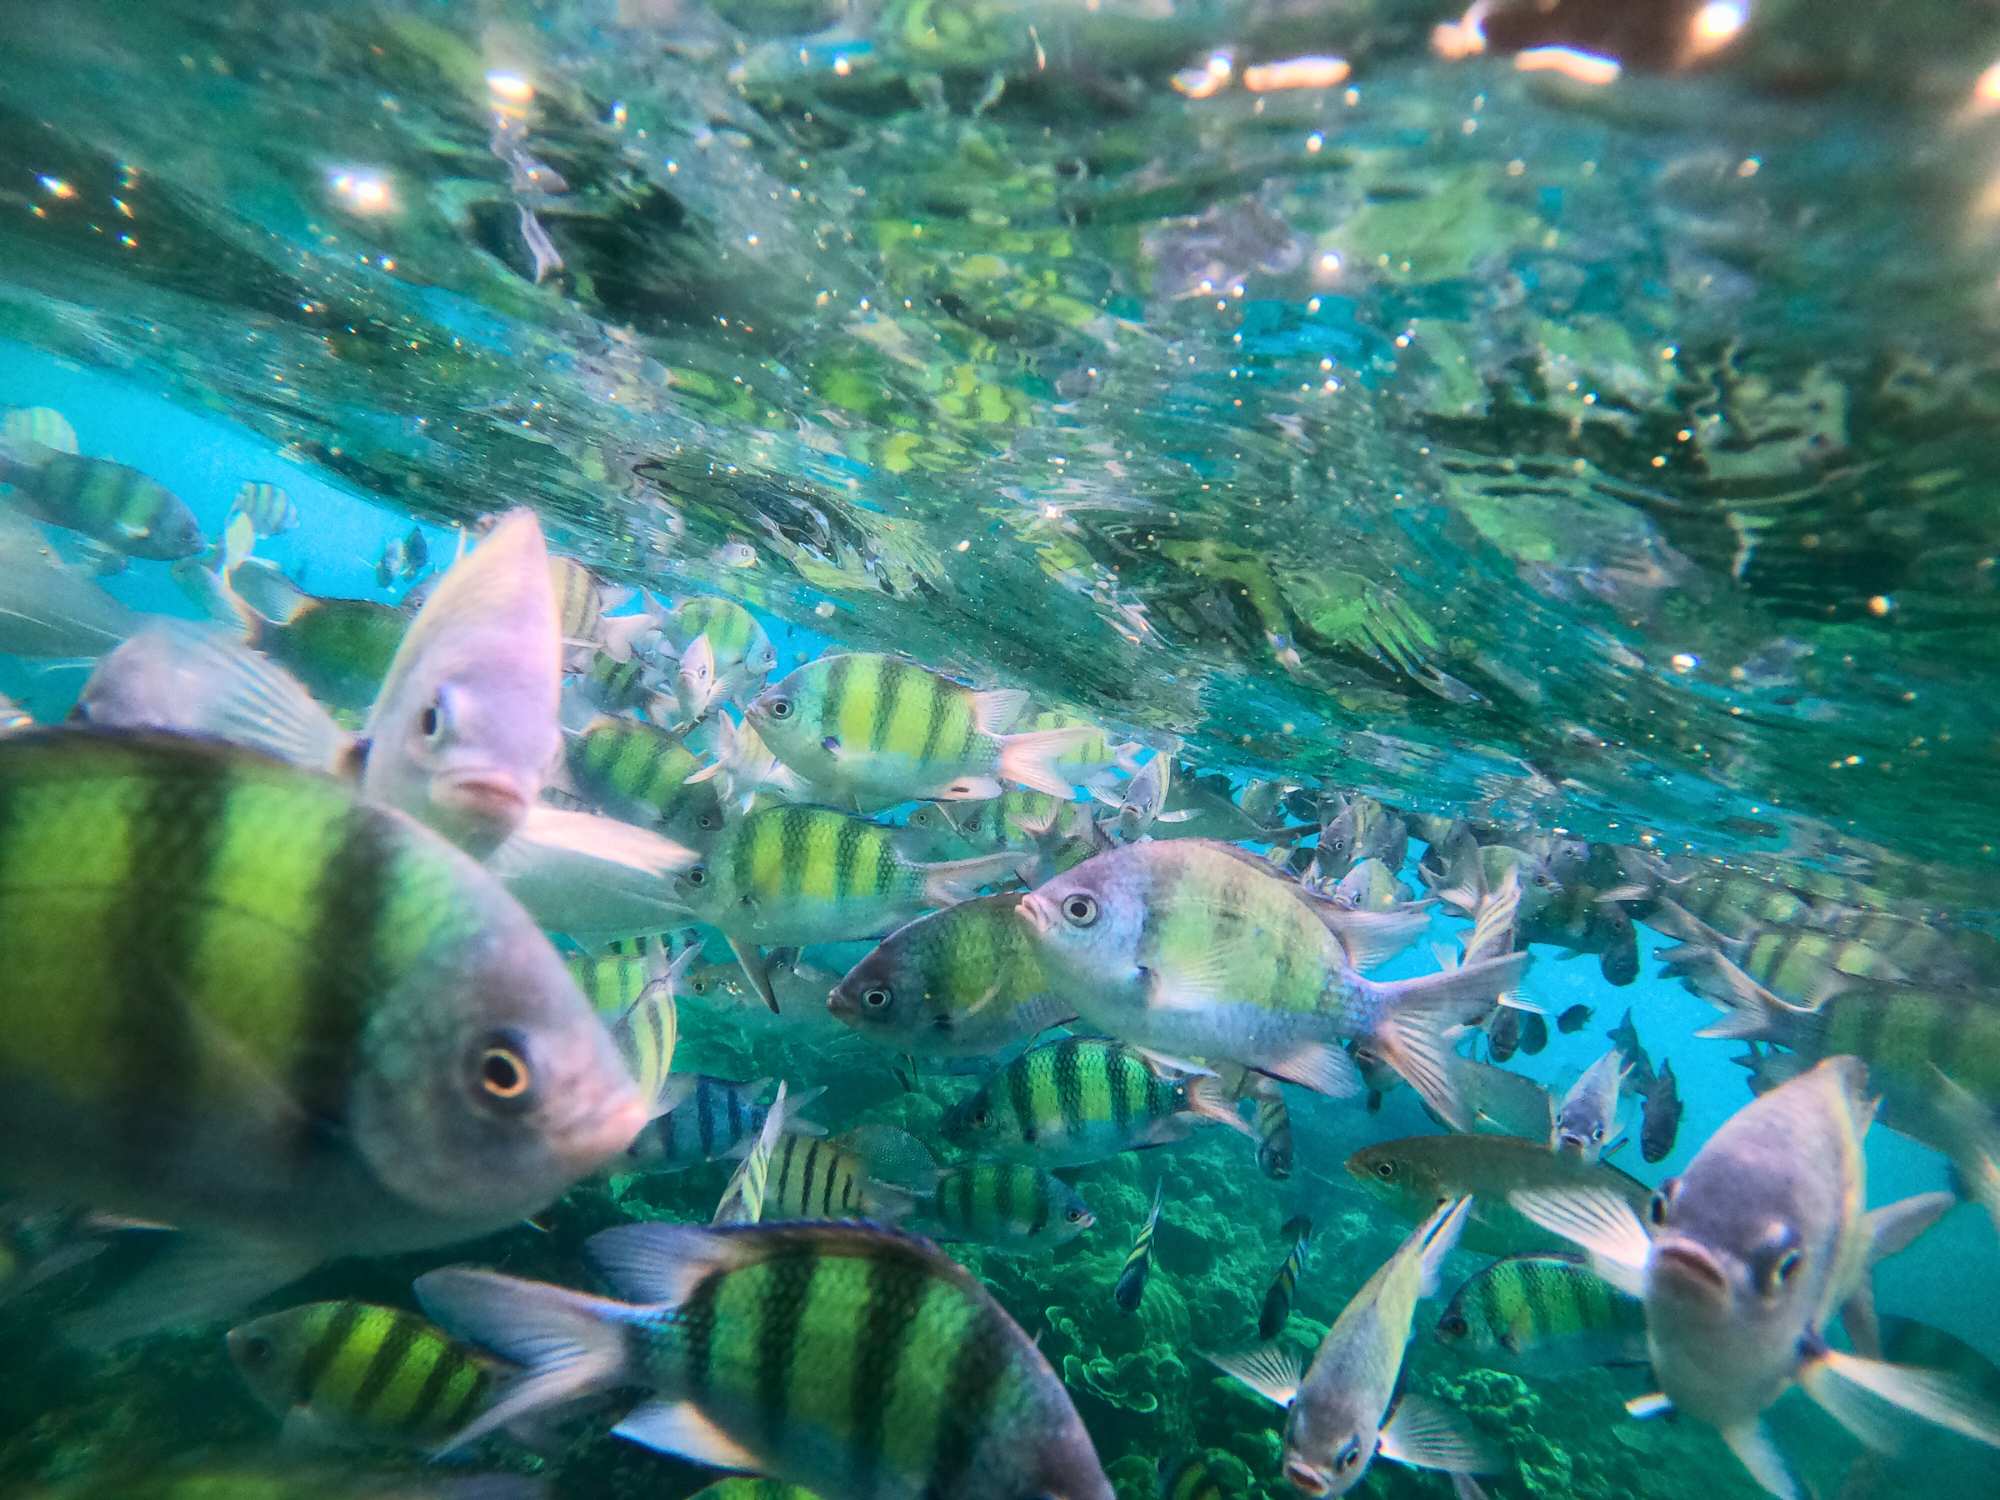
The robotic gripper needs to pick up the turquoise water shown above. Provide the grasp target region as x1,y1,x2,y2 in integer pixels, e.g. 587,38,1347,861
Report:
2,3,2000,1498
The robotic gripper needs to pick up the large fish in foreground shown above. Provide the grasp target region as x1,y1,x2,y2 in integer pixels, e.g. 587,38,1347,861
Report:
415,1221,1116,1500
0,729,645,1345
1019,840,1526,1126
1511,1056,1998,1499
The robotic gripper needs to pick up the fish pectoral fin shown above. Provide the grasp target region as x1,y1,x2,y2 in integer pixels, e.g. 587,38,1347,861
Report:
1202,1341,1303,1407
1800,1345,2000,1455
512,804,700,879
1626,1392,1674,1420
1861,1191,1954,1266
613,1399,761,1470
1507,1187,1650,1297
1720,1421,1800,1500
61,1236,320,1351
1255,1040,1361,1098
1139,943,1237,1011
971,686,1031,734
726,933,780,1014
1378,1393,1496,1474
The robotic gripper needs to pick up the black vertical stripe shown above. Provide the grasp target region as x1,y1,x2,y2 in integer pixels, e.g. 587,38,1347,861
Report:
400,1337,470,1434
1055,1039,1084,1138
922,1302,1010,1499
871,657,906,753
775,1133,800,1210
296,805,397,1152
917,672,950,764
1026,1171,1048,1236
296,1301,365,1401
956,1168,977,1232
823,1151,843,1218
349,1314,420,1420
1109,1047,1134,1136
753,1247,816,1444
699,1078,719,1156
679,1269,723,1403
823,656,853,740
834,814,863,902
850,1249,922,1490
798,1139,822,1218
994,1164,1015,1227
1007,1056,1038,1146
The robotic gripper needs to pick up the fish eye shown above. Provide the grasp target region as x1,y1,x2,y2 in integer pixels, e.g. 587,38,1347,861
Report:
473,1031,534,1108
768,697,793,719
1591,1124,1605,1141
1336,1439,1363,1471
1373,1160,1396,1180
698,811,719,830
1061,893,1099,927
970,1106,991,1129
684,866,708,887
1439,1314,1468,1338
1066,1207,1085,1223
419,689,451,741
236,1333,275,1368
1773,1248,1803,1286
862,985,892,1010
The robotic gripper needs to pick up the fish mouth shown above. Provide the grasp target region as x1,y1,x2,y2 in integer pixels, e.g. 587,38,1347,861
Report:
437,771,531,839
1555,1131,1590,1156
1653,1238,1728,1299
1017,890,1056,937
825,983,854,1017
1283,1459,1333,1495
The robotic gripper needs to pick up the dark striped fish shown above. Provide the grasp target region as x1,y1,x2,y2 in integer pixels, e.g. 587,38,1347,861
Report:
608,958,682,1114
626,1076,820,1173
1114,1181,1164,1312
416,1222,1116,1500
229,480,300,537
1158,1453,1230,1500
574,649,659,714
0,729,644,1345
714,1082,791,1225
760,1125,934,1224
1249,1077,1293,1180
686,1482,822,1500
0,445,204,559
1434,1253,1646,1378
658,596,778,692
15,1458,544,1499
745,651,1094,809
227,1300,506,1448
939,1036,1253,1167
919,1163,1094,1250
1258,1215,1311,1340
566,716,704,826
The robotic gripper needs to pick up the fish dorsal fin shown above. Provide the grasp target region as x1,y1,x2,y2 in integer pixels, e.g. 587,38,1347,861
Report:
586,1222,755,1306
1508,1187,1650,1297
613,1398,760,1471
1378,1393,1495,1474
1720,1422,1799,1500
971,686,1030,734
1203,1342,1303,1407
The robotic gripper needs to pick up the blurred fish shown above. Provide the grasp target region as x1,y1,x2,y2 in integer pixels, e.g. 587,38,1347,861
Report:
1485,1004,1522,1064
1552,1050,1628,1162
361,509,561,855
673,804,1019,1010
920,1162,1095,1251
625,1075,822,1174
940,1037,1252,1167
651,596,778,695
608,958,681,1115
760,1125,936,1223
227,1300,512,1449
1655,900,1910,1009
1442,1051,1555,1138
1348,1134,1652,1258
0,436,204,560
1153,764,1303,843
712,1081,790,1226
1556,1003,1593,1033
1512,1058,1989,1498
565,715,705,827
487,806,698,948
415,1222,1115,1497
684,710,809,814
830,892,1074,1058
230,559,410,711
569,649,662,717
1207,1199,1492,1497
1114,1181,1164,1312
1246,1075,1293,1179
1434,1253,1647,1378
0,509,137,657
230,481,300,538
1258,1215,1312,1340
1933,1070,2000,1240
1023,840,1520,1126
1096,753,1194,843
673,632,719,725
1024,710,1141,793
1315,793,1408,882
170,511,260,624
1640,1058,1683,1163
1516,1009,1550,1055
17,1456,542,1500
374,526,427,588
0,1205,149,1305
1605,1007,1656,1091
566,941,691,1023
1426,823,1562,923
746,652,1094,809
900,790,1102,885
1328,857,1415,913
0,729,644,1345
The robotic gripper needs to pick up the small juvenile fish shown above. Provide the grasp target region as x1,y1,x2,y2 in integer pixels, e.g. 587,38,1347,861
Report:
1435,1253,1647,1378
1248,1076,1294,1180
1556,1003,1593,1034
1552,1050,1628,1162
0,443,204,559
684,711,809,814
1604,1008,1656,1091
920,1163,1095,1250
760,1125,935,1223
229,481,300,538
1639,1058,1683,1164
713,1081,791,1226
1097,754,1194,844
655,596,778,694
1207,1199,1493,1497
415,1221,1115,1499
625,1075,816,1174
1114,1181,1164,1312
227,1300,507,1448
940,1037,1253,1167
745,652,1092,809
1258,1215,1312,1340
565,716,705,827
829,892,1074,1058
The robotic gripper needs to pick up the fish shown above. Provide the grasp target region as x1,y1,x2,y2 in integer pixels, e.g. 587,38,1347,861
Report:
414,1221,1116,1498
229,481,300,538
685,1483,820,1500
608,956,681,1115
1258,1215,1312,1340
1096,753,1194,843
1207,1198,1494,1497
1510,1057,1994,1499
1157,1455,1230,1500
684,710,810,814
1484,1005,1522,1064
743,652,1093,809
900,790,1099,879
0,441,204,560
940,1036,1254,1167
1329,857,1414,912
829,892,1075,1058
1551,1049,1628,1162
673,803,1019,1010
15,1457,544,1500
1640,1058,1683,1163
674,632,720,725
1434,1252,1647,1378
1439,1051,1555,1138
229,560,410,711
571,649,660,716
1426,824,1562,924
566,941,692,1023
1114,1180,1164,1311
1933,1069,2000,1240
1315,793,1408,882
0,1205,151,1305
758,1124,936,1223
654,596,778,694
1153,765,1305,843
486,805,699,948
565,715,705,827
1347,1134,1653,1258
1556,1003,1593,1033
1605,1007,1656,1091
0,728,645,1345
1246,1074,1294,1179
712,1081,791,1225
919,1162,1096,1250
625,1075,822,1173
360,508,563,855
0,508,137,657
1655,901,1911,1010
1019,839,1524,1127
227,1300,512,1449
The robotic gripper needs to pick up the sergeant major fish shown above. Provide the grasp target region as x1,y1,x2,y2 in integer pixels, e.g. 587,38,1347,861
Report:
919,1163,1095,1251
1259,1215,1312,1340
1434,1252,1647,1379
1114,1181,1164,1312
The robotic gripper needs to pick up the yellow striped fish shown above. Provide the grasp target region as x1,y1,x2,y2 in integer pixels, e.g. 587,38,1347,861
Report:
713,1080,790,1225
1113,1180,1163,1312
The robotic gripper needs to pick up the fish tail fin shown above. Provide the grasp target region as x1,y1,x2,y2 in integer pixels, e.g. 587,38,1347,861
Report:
1183,1073,1258,1140
412,1268,636,1454
1308,900,1429,973
1354,951,1531,1130
1463,865,1520,963
1801,1346,2000,1455
996,726,1096,797
921,850,1021,906
1690,954,1811,1042
1413,1196,1473,1297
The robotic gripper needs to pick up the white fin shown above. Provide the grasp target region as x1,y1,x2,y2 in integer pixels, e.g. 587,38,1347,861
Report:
1414,1196,1473,1297
412,1268,633,1454
77,622,352,772
61,1237,317,1350
1133,1047,1218,1078
920,850,1021,907
597,610,658,662
1801,1347,2000,1452
971,686,1030,734
713,1081,788,1225
511,804,699,877
1721,1422,1799,1500
1862,1191,1953,1264
586,1221,752,1306
1256,1039,1362,1098
1462,866,1519,962
1183,1073,1261,1139
613,1397,760,1471
1310,903,1428,972
726,932,778,1014
1378,1392,1495,1473
996,726,1096,797
2,406,78,455
1626,1392,1673,1419
1203,1342,1303,1407
1508,1187,1651,1297
1358,951,1530,1130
